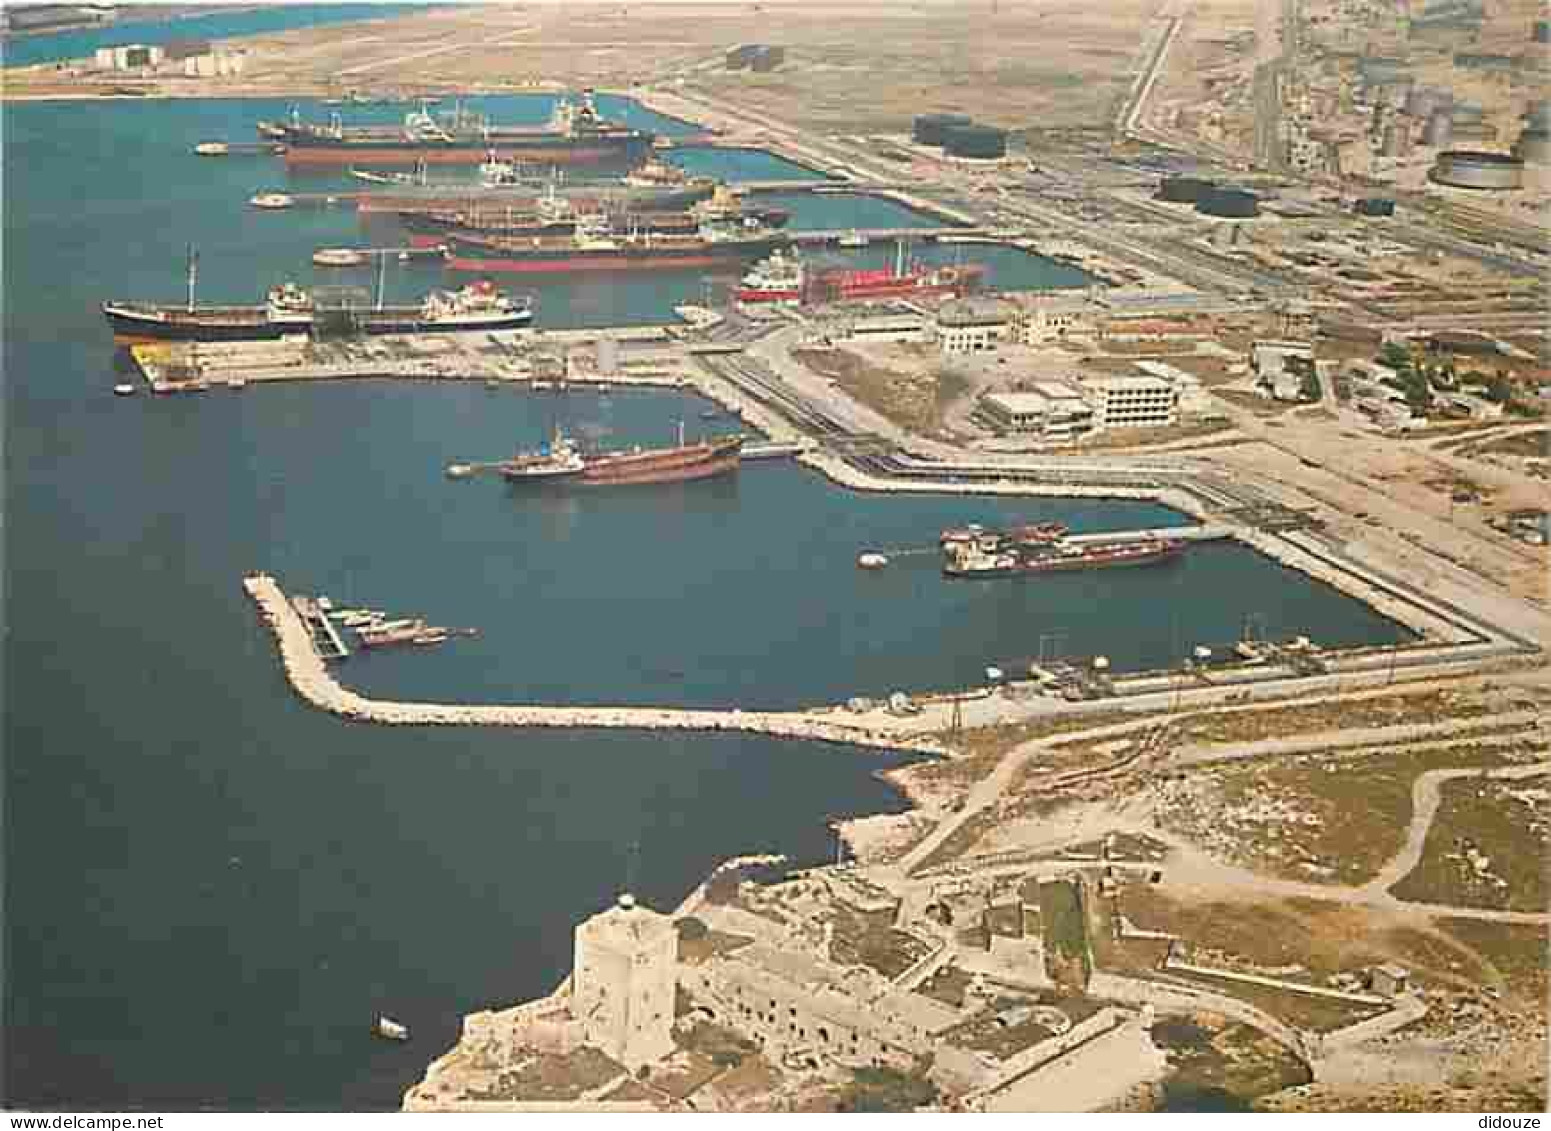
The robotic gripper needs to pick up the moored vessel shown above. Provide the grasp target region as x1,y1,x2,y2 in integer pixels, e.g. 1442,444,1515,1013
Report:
499,424,744,486
272,91,653,168
943,534,1184,578
104,254,533,343
444,215,786,275
735,247,984,304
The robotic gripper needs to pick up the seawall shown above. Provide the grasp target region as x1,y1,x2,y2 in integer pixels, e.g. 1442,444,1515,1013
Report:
242,572,947,754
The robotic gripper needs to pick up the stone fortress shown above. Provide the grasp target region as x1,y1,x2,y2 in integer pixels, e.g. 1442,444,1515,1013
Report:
403,846,1433,1112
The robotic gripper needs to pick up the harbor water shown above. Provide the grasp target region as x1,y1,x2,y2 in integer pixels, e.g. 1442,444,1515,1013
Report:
0,4,434,69
4,96,1409,1109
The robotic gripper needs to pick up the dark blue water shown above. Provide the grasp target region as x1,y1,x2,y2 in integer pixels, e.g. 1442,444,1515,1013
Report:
2,94,1410,1110
1,4,433,69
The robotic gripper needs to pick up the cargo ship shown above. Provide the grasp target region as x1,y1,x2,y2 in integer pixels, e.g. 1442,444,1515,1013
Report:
355,177,720,218
499,425,744,486
395,189,789,249
942,532,1183,578
734,247,985,304
444,216,786,275
103,257,532,343
269,91,653,169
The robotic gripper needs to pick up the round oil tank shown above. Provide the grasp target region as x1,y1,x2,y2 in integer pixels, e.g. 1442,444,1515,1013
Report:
1515,128,1551,164
943,124,1008,159
1156,175,1213,203
1430,149,1525,190
1196,186,1260,218
912,113,972,147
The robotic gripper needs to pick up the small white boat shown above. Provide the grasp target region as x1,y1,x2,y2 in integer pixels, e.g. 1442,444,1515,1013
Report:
226,376,247,389
313,248,366,268
194,141,229,156
113,382,136,396
374,1016,409,1041
249,192,294,210
857,552,889,570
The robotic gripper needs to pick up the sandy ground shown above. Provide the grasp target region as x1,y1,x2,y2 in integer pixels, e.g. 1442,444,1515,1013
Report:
3,0,1164,130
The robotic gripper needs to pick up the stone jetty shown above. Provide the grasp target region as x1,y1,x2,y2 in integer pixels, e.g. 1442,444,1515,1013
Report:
242,573,947,754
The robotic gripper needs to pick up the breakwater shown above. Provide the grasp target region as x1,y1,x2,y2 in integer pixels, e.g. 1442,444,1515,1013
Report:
243,572,947,754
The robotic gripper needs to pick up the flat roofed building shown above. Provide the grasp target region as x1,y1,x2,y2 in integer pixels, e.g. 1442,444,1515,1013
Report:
974,384,1095,440
843,311,928,344
935,298,1014,354
1081,374,1179,429
1017,294,1093,344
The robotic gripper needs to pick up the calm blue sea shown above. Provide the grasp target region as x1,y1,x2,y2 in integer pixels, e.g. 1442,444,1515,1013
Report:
2,4,433,69
2,94,1410,1110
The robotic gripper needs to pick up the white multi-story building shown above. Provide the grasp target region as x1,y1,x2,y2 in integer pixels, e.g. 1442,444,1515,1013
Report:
1017,294,1093,345
974,384,1096,441
1082,374,1179,429
935,299,1014,354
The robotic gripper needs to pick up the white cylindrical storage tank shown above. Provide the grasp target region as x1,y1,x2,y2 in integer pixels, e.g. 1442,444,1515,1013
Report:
94,47,116,70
